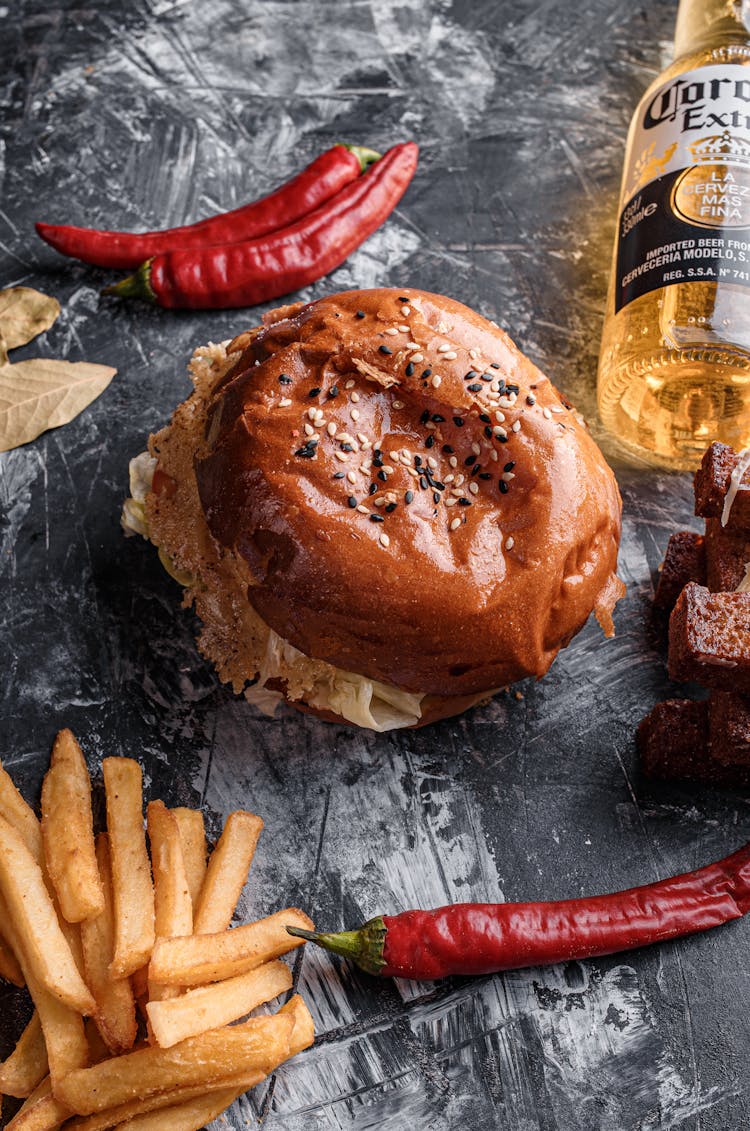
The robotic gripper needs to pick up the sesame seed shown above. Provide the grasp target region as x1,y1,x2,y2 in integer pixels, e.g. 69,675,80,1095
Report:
468,482,478,495
351,392,360,403
438,320,449,333
379,532,390,548
379,345,393,356
464,454,476,467
385,328,399,337
329,385,339,398
425,434,435,450
495,411,506,422
357,504,369,514
490,362,500,369
445,496,457,507
385,503,397,513
467,383,482,393
458,498,472,507
455,474,465,486
450,517,462,531
453,416,464,427
437,343,451,353
469,348,478,359
401,448,412,461
405,490,414,504
309,387,321,397
351,409,360,422
345,379,355,389
471,442,481,455
392,399,404,409
526,394,536,406
499,480,509,494
552,405,564,414
419,476,428,490
401,305,410,316
347,471,357,484
398,324,410,333
334,451,349,462
421,368,432,379
464,371,477,382
502,471,516,482
357,432,368,444
347,496,357,508
451,487,464,497
449,456,458,468
489,449,499,461
405,363,414,377
479,472,492,480
370,514,384,524
444,351,457,360
494,426,507,439
406,341,420,349
411,353,424,363
512,420,521,432
369,483,378,495
433,491,440,503
304,423,317,437
279,397,292,407
326,422,335,436
279,374,292,384
356,310,366,319
333,471,345,479
427,456,437,469
378,470,387,482
431,374,442,388
374,496,386,507
505,536,515,550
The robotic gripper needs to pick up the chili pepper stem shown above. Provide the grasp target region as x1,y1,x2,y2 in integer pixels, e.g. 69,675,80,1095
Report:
102,258,157,303
286,916,387,975
343,145,382,172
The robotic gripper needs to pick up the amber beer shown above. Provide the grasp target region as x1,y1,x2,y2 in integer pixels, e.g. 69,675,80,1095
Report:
598,0,750,468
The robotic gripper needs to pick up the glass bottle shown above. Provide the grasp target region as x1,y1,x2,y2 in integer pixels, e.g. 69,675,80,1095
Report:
598,0,750,469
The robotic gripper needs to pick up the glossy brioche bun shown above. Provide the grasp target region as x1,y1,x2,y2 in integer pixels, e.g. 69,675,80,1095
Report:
190,288,622,711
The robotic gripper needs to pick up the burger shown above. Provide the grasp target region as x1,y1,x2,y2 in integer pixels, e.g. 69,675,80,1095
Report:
123,288,623,731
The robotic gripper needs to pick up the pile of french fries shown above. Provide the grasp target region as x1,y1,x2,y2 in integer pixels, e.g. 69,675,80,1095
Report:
0,730,314,1130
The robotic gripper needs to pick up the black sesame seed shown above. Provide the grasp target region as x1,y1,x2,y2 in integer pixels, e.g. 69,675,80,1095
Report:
479,413,491,423
421,368,432,379
442,444,454,454
458,498,472,506
481,374,493,382
309,387,321,397
453,416,464,427
498,434,509,443
484,426,493,439
506,383,520,395
425,434,435,449
377,470,388,482
372,457,384,468
373,448,383,458
379,345,392,355
279,374,292,384
504,461,516,471
385,503,397,513
369,483,378,495
295,445,316,458
329,385,339,398
464,454,476,466
420,410,430,425
414,455,422,467
467,383,482,393
341,443,354,453
471,464,481,477
431,414,445,423
490,362,501,369
405,490,414,504
333,471,346,479
479,472,492,480
495,379,506,392
499,480,509,494
347,496,357,508
464,370,477,381
433,491,440,504
405,362,415,377
356,310,366,319
433,480,445,490
419,476,428,490
370,514,384,523
398,295,409,302
526,394,536,406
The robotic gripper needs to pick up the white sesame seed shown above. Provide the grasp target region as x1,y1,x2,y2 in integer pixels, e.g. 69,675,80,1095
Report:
438,320,449,333
406,466,420,478
449,456,458,468
401,448,412,462
451,487,464,498
278,397,292,408
410,353,424,363
307,408,317,421
392,399,405,409
351,392,360,403
431,375,442,388
445,496,457,507
304,424,315,437
443,350,457,360
357,505,369,514
489,449,499,462
385,327,399,336
427,456,437,469
437,343,451,353
374,497,386,507
502,471,516,482
390,451,401,462
490,381,501,393
379,532,390,548
347,471,357,484
444,474,455,483
505,536,515,550
455,474,465,486
406,341,420,350
498,396,515,409
425,421,436,430
351,409,360,422
327,422,337,436
543,407,552,420
314,410,325,423
357,433,368,444
469,348,478,359
401,305,410,316
345,379,355,389
494,426,507,439
450,517,462,531
398,325,410,333
552,405,564,414
471,442,481,456
495,411,506,422
469,482,479,495
334,451,349,462
512,420,521,432
382,464,394,474
359,464,371,474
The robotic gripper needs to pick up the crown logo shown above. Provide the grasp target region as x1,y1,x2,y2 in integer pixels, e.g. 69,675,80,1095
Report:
688,131,750,167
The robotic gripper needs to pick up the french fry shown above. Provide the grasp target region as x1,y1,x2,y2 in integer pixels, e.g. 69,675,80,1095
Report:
5,1076,72,1131
146,959,292,1048
0,1011,48,1098
147,802,192,939
149,907,312,986
114,1088,248,1131
0,816,94,1014
40,730,104,923
62,997,313,1131
0,927,25,987
102,758,155,978
80,835,137,1055
170,808,206,910
192,810,263,934
0,762,43,862
53,1011,295,1115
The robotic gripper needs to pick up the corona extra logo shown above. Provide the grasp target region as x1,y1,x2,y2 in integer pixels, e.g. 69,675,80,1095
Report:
688,130,750,167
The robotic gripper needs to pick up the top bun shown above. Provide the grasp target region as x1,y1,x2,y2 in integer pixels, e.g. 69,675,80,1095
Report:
192,288,622,701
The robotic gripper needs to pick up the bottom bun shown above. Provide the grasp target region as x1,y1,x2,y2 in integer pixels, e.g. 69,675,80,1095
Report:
265,680,494,729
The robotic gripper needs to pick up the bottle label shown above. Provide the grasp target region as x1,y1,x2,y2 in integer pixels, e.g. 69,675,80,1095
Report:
616,63,750,312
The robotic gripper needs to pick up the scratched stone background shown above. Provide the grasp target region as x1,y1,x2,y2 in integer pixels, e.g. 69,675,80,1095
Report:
1,0,749,1127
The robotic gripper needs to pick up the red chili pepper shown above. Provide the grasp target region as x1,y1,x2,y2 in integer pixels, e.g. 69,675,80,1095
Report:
35,145,380,270
103,142,418,310
286,839,750,978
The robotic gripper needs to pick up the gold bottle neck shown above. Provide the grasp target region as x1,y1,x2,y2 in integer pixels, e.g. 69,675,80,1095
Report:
674,0,750,59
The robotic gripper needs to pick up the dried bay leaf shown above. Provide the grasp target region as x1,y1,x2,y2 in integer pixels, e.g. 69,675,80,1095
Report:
0,358,116,452
0,287,61,350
